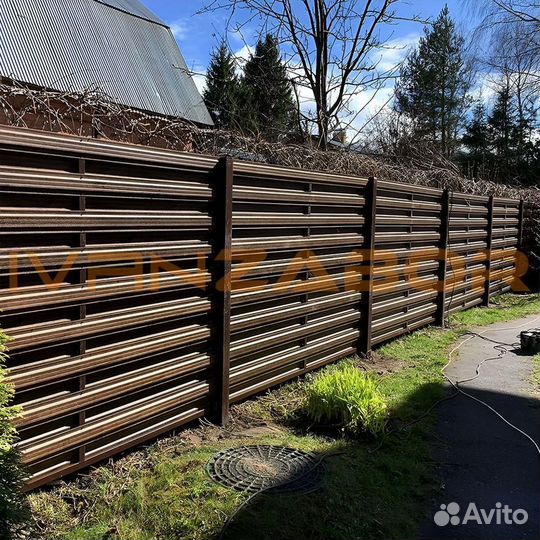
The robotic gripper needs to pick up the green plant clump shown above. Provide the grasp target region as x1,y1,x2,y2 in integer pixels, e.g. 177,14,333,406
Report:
0,329,28,539
532,353,540,389
304,362,388,435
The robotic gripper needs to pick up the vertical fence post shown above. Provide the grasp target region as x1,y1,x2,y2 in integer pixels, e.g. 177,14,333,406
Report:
435,189,450,326
482,195,495,307
517,199,525,250
212,155,233,425
77,158,87,465
359,176,377,355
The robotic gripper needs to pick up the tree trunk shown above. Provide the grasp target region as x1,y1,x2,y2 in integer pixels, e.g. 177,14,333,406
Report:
317,112,329,149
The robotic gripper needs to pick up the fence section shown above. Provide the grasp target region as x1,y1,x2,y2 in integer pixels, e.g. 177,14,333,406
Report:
0,126,525,489
489,198,522,297
0,127,220,488
445,192,490,313
229,162,367,403
371,181,444,345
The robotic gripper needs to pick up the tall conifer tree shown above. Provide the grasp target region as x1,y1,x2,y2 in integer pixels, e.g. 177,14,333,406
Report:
240,35,297,140
462,103,491,179
203,43,240,129
395,6,471,156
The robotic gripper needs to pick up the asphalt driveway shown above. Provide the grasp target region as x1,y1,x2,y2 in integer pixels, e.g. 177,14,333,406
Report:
422,315,540,540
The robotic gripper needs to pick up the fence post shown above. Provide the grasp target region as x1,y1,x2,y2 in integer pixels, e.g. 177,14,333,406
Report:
482,195,495,307
77,158,87,465
435,189,450,326
517,199,525,250
212,155,233,425
359,176,377,355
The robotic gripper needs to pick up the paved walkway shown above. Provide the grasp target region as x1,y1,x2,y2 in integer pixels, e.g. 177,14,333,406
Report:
422,315,540,540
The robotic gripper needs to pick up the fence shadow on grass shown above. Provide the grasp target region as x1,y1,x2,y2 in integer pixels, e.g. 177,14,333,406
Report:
216,383,540,540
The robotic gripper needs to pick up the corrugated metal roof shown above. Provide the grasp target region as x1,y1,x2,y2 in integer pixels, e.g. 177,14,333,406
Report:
0,0,213,125
93,0,167,26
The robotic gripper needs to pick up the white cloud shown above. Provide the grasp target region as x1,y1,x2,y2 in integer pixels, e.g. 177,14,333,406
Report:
191,72,207,95
233,44,254,69
170,19,189,41
351,86,395,117
373,32,421,73
333,33,421,137
185,60,208,95
469,72,498,105
189,32,421,138
292,33,421,137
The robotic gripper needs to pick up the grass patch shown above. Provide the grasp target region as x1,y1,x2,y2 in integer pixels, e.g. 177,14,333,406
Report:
304,362,388,436
26,294,539,540
531,354,540,391
378,327,462,420
378,293,539,420
450,293,539,327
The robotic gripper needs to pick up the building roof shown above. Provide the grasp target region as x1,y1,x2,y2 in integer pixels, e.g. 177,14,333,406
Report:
0,0,213,125
93,0,167,25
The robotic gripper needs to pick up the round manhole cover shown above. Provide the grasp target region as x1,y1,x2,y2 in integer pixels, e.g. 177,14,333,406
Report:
206,445,325,494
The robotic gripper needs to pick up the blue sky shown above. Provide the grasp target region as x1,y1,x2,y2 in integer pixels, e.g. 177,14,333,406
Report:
143,0,484,136
145,0,476,78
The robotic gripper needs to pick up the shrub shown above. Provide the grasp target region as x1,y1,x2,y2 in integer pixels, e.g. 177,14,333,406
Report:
304,362,388,436
0,329,28,539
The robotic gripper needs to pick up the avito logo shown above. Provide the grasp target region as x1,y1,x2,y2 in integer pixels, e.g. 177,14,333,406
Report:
434,502,528,526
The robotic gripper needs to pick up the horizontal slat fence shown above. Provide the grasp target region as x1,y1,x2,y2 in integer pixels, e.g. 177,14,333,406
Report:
372,181,443,345
446,192,491,313
1,127,219,489
229,162,367,402
0,126,525,489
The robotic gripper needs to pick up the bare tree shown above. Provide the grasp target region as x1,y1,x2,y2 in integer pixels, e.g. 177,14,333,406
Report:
468,0,540,159
467,0,540,65
201,0,420,148
478,0,540,25
356,107,410,153
487,22,539,145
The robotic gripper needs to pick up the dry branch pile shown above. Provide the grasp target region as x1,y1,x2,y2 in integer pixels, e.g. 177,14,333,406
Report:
1,82,538,209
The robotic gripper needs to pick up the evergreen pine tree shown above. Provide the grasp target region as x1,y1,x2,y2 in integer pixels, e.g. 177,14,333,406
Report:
462,103,491,178
395,5,471,156
240,35,297,140
488,85,517,174
203,43,239,129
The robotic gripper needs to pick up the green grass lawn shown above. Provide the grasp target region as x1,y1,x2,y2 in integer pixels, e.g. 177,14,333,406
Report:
531,353,540,389
26,294,539,540
450,294,539,326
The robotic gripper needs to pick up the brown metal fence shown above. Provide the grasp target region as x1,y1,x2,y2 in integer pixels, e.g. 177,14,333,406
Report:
0,126,525,489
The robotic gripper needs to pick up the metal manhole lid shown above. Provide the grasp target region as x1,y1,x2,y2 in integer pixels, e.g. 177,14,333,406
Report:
206,445,325,494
